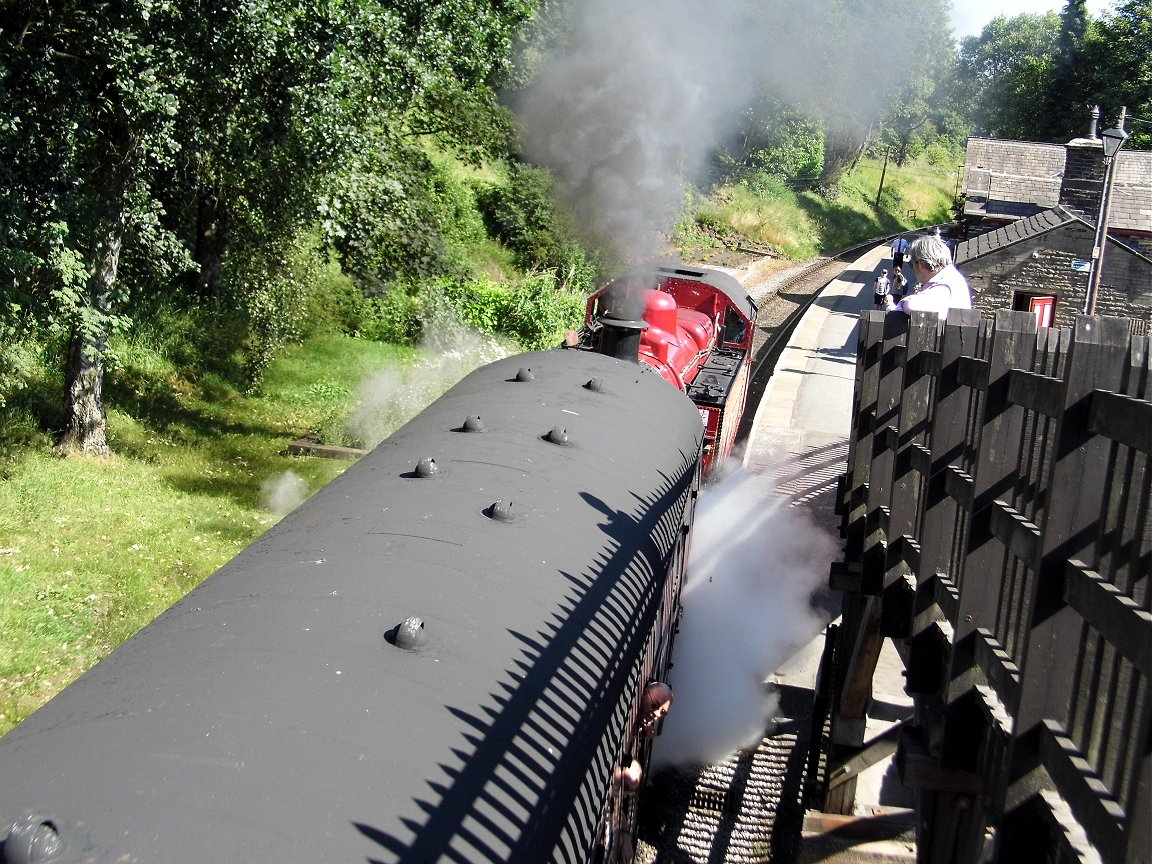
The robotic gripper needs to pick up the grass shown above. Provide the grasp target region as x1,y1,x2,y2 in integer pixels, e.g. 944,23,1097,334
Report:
696,152,959,256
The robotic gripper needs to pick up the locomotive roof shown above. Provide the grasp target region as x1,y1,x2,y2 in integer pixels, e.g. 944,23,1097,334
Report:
590,264,758,326
653,264,758,325
0,350,703,863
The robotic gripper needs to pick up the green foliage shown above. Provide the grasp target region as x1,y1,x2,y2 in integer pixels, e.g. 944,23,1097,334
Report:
956,12,1063,139
714,100,825,187
435,271,586,351
951,1,1149,146
220,233,320,387
325,134,464,287
1080,0,1152,150
502,272,588,350
356,289,425,347
0,317,36,411
1,0,538,453
474,163,602,293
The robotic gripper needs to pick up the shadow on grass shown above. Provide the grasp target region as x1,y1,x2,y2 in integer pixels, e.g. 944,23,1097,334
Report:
798,195,905,254
108,367,335,515
104,365,280,443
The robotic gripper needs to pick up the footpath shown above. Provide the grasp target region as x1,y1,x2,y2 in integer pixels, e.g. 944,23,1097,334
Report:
743,243,916,862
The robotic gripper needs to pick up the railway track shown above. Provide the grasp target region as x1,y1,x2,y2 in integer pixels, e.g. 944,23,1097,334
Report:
634,250,863,864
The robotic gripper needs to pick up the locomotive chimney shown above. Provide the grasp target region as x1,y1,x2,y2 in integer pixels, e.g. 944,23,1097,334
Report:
596,281,648,363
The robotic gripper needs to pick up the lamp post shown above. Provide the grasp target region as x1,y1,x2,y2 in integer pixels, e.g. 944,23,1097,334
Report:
1084,125,1129,314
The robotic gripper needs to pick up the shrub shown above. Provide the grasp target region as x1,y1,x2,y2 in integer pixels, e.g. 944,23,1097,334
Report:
0,319,35,410
431,271,586,351
474,163,601,290
357,288,423,346
503,271,587,350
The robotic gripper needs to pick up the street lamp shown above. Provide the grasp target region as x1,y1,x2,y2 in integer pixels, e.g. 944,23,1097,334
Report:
1085,125,1130,314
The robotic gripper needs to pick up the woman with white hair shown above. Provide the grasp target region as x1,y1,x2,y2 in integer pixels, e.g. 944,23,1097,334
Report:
883,234,972,319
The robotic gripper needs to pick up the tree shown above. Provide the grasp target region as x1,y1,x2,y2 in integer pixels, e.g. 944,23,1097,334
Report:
1079,0,1152,149
713,95,824,186
777,0,955,189
1,0,535,450
1,2,191,455
1039,0,1090,142
955,12,1062,140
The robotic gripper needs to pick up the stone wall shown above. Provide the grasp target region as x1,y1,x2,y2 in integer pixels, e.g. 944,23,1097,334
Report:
962,223,1152,331
1059,142,1106,214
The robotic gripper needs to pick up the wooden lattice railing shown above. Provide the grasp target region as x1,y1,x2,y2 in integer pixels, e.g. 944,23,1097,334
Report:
822,309,1150,864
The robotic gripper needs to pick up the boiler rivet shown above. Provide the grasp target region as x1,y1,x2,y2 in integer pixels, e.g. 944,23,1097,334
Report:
390,617,426,651
3,815,64,864
485,500,516,522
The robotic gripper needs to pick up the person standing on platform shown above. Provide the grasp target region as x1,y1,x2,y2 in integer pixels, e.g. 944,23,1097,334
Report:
883,234,972,319
891,235,909,270
891,265,908,301
873,268,891,309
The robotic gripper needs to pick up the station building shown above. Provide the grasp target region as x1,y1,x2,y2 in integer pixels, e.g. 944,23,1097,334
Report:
954,111,1151,332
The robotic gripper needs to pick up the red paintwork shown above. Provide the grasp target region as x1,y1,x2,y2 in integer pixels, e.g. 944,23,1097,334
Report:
584,268,758,478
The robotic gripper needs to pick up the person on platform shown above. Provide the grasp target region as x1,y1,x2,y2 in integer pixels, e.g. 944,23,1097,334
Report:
883,234,972,319
891,265,908,301
872,268,891,309
891,235,909,270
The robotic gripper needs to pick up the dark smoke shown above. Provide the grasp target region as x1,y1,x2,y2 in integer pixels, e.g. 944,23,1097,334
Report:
512,0,926,263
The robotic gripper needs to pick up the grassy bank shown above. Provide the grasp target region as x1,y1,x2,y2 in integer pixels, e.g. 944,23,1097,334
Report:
685,152,959,261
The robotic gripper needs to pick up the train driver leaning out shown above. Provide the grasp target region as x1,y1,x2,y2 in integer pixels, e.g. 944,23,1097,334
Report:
883,234,972,320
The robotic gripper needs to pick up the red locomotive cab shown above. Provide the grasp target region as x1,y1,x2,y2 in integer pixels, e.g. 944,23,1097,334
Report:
582,266,758,478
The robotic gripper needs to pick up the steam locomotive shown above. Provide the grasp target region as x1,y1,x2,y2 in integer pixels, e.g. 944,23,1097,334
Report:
578,265,757,478
0,267,757,864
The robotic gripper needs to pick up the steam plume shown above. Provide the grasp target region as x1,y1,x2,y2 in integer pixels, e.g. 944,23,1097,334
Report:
651,466,837,769
513,0,761,262
512,0,925,263
347,318,508,449
261,470,308,517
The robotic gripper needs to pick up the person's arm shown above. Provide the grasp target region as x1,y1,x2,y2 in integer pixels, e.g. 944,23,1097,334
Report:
891,281,952,315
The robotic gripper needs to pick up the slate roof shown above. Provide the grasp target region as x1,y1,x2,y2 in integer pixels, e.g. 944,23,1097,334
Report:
1110,149,1152,234
963,138,1064,219
963,136,1152,234
955,204,1152,266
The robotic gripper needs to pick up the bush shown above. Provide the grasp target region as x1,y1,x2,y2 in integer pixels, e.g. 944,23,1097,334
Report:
357,288,424,346
0,319,36,410
433,271,586,351
474,163,601,292
503,272,587,350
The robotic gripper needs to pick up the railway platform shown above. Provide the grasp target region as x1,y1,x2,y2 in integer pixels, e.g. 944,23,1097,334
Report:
741,243,917,861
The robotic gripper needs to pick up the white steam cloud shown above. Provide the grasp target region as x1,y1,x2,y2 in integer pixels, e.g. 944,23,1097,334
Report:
261,470,309,517
346,319,509,449
651,466,837,770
